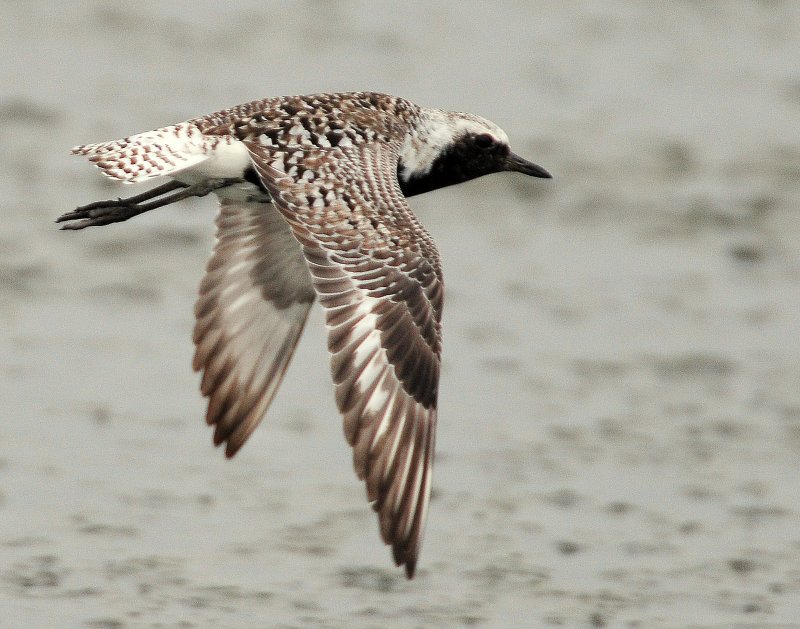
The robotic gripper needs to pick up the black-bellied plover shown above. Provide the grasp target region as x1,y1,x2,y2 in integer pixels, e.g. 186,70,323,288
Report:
59,92,551,578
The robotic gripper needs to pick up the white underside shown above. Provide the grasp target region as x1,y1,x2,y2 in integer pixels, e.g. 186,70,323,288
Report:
172,139,253,185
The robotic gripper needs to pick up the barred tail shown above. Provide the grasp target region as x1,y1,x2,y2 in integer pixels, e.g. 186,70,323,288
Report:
72,123,211,183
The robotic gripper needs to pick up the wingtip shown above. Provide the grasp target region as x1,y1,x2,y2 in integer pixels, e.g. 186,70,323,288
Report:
392,541,418,579
216,433,241,458
223,431,246,459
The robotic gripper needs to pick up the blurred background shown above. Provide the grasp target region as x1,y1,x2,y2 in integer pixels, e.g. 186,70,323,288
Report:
2,1,800,627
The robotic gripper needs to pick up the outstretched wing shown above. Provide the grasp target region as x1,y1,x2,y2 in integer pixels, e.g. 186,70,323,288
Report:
192,198,315,457
245,139,444,578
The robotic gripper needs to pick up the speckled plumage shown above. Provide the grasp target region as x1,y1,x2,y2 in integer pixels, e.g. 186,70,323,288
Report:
64,91,551,578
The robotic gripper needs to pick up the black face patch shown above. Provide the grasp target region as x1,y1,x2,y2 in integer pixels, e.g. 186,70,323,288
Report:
398,135,510,197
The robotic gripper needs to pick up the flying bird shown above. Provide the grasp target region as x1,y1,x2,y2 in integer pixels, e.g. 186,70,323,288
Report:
59,91,551,578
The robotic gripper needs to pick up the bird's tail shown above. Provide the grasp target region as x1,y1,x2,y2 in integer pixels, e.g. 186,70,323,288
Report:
72,122,211,183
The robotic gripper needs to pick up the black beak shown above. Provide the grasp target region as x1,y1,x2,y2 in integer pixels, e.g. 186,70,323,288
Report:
505,152,552,178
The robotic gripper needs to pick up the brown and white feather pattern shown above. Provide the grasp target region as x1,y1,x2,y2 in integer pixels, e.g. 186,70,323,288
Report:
70,93,486,578
192,197,315,457
72,123,222,183
197,97,443,576
71,92,420,185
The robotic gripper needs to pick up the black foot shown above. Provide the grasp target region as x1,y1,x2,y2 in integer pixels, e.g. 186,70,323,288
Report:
56,198,151,229
57,178,243,230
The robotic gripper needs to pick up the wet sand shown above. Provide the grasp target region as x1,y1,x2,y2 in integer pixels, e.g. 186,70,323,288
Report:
2,2,800,627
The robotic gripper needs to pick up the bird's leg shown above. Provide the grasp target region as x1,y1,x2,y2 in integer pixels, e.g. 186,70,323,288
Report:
56,178,244,230
56,180,188,228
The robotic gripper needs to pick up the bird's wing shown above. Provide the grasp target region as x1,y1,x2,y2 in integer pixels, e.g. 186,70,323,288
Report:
192,198,315,457
244,138,444,578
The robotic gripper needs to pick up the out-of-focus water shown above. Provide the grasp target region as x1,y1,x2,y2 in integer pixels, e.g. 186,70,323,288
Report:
2,2,800,627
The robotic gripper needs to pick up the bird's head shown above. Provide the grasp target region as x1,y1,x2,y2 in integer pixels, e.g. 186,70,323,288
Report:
398,109,551,197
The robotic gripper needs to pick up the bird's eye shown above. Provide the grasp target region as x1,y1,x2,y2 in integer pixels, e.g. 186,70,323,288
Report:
474,134,495,149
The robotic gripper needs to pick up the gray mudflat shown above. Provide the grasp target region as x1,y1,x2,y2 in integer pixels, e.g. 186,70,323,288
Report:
2,3,799,627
